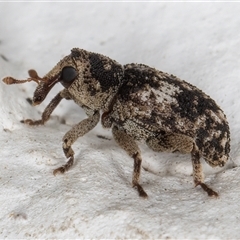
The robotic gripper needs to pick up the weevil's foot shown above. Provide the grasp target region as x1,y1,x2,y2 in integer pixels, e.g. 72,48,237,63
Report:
53,157,74,176
195,182,219,197
200,183,219,197
21,119,43,126
53,166,66,175
133,183,148,198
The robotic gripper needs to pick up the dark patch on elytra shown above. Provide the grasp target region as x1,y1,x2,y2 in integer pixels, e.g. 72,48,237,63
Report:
170,84,230,164
88,52,123,92
160,115,179,133
215,121,230,156
196,120,230,163
120,64,163,101
163,74,230,160
225,141,230,155
171,87,220,122
196,127,211,152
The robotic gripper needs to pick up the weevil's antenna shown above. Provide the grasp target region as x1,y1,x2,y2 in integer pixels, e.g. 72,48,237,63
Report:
2,69,46,85
28,69,46,81
2,76,39,85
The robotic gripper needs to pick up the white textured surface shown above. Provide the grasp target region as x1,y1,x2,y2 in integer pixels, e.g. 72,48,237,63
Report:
1,2,240,239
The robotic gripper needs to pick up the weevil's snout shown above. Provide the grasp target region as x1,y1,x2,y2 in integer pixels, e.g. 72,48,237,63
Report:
32,88,45,105
32,65,78,105
32,74,60,105
32,82,47,105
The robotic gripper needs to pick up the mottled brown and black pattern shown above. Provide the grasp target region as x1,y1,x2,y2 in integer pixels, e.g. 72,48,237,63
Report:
3,48,230,197
61,48,124,112
113,63,230,168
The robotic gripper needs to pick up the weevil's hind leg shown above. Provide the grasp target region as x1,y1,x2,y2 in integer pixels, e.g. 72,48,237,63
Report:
147,133,218,196
112,126,148,198
23,89,70,126
53,111,100,175
191,144,219,197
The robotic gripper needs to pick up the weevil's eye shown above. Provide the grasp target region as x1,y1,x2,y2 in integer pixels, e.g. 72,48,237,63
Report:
60,66,78,83
36,96,42,102
32,96,42,105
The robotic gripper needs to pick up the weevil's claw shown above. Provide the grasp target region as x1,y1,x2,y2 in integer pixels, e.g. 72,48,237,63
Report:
53,157,74,176
195,182,219,197
21,119,43,126
53,167,66,175
200,183,219,197
133,183,148,198
23,119,34,125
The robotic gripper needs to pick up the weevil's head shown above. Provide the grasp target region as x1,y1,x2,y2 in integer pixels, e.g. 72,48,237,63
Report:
64,48,124,111
34,48,124,110
3,48,124,111
32,51,79,105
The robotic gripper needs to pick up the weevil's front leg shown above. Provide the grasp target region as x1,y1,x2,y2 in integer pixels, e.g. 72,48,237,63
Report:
24,89,72,126
112,126,148,198
191,144,218,197
53,110,100,175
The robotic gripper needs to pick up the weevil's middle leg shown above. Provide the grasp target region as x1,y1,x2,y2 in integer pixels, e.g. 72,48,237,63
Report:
191,144,219,197
112,126,148,198
53,111,100,175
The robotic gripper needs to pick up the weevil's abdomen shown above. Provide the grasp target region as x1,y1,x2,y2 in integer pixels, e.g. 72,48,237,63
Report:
112,63,230,167
195,113,230,167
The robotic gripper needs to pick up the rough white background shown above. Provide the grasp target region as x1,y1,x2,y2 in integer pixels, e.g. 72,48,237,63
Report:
0,2,240,239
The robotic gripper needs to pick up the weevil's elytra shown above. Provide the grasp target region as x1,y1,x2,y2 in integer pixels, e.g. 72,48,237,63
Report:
2,48,230,198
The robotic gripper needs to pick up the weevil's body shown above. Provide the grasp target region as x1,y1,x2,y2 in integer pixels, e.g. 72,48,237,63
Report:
110,64,230,167
2,48,230,197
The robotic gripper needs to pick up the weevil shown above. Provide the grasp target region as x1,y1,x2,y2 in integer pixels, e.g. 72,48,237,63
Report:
2,48,230,197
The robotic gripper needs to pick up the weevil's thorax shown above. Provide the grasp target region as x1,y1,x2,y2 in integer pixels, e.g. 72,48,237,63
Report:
67,48,124,112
